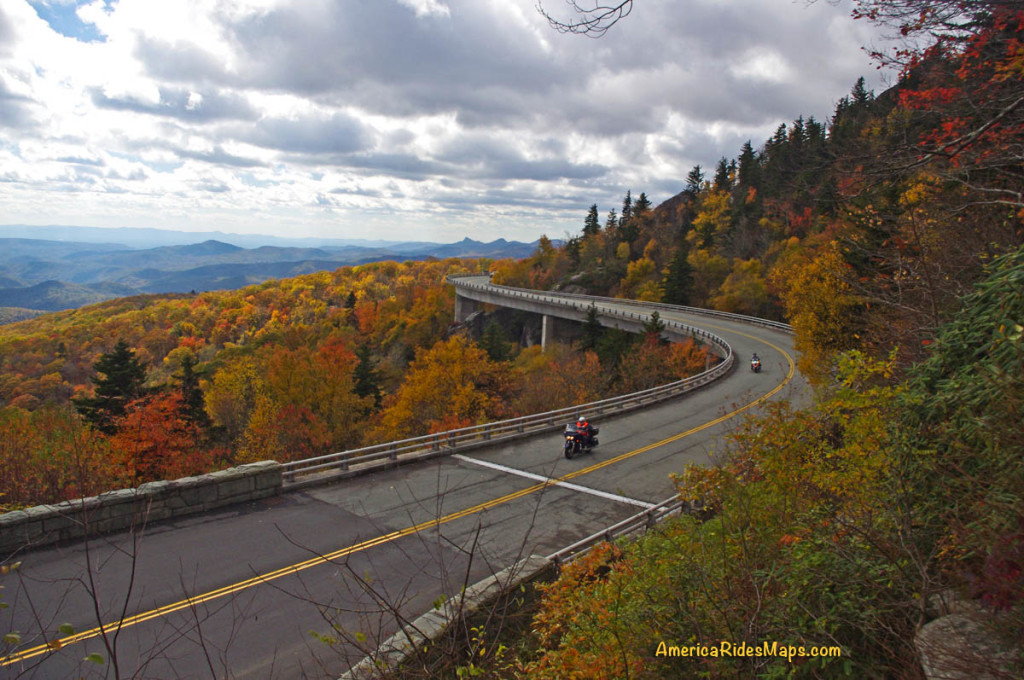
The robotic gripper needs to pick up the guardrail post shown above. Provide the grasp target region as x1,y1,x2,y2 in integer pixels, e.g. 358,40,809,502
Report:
389,444,398,461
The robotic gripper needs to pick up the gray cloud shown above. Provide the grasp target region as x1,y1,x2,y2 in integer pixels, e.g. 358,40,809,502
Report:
176,146,264,168
436,133,609,181
340,152,450,179
247,113,370,155
0,78,36,130
134,36,231,84
90,87,258,123
197,181,231,193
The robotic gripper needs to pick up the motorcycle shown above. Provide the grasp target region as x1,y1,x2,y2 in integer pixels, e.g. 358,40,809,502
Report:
563,423,599,459
751,358,762,373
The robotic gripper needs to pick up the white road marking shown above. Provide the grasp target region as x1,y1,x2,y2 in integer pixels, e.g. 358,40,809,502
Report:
453,454,655,509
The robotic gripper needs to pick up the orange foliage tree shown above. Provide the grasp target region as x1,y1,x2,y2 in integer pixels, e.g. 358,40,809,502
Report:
509,344,606,415
110,393,224,484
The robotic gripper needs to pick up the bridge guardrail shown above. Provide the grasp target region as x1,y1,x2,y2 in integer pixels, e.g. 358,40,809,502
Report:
447,273,793,332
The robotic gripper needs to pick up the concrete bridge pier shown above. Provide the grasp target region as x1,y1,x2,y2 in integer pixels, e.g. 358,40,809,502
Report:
541,314,576,349
454,294,480,323
541,314,551,349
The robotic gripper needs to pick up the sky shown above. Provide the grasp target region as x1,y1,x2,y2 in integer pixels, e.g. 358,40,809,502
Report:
0,0,894,244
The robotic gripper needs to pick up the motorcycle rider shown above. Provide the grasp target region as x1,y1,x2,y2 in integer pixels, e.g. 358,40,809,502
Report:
576,416,596,446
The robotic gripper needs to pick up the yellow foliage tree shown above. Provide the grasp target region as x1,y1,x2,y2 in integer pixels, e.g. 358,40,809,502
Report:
372,336,512,440
618,257,659,300
771,242,860,382
692,189,731,250
686,248,731,307
709,258,771,317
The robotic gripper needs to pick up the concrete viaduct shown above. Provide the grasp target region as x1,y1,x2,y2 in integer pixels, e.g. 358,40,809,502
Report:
452,274,700,349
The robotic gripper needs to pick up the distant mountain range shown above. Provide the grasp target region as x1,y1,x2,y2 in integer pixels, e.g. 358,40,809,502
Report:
0,227,544,320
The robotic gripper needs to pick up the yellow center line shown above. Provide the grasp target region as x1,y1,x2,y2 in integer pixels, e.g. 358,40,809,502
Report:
3,328,795,668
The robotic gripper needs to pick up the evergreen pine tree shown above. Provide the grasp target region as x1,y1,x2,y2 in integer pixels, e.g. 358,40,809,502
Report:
604,209,618,235
353,344,382,408
851,76,872,106
737,141,760,188
619,219,639,247
662,242,693,306
621,191,633,223
713,157,731,193
633,192,652,216
73,339,147,434
642,310,666,342
480,319,511,362
566,235,582,268
685,165,704,195
583,204,601,238
580,304,603,351
179,353,209,428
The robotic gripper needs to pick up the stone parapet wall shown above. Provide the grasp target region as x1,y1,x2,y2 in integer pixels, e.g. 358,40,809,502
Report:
0,461,282,554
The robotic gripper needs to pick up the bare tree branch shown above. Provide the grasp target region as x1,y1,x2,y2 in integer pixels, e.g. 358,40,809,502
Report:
537,0,634,37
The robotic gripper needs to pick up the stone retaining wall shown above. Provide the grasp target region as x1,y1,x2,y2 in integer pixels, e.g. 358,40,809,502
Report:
0,461,282,554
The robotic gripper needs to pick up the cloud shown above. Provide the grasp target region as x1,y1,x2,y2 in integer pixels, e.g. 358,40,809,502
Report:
247,112,370,155
0,78,37,130
175,146,264,168
56,155,105,166
0,0,896,241
90,86,258,122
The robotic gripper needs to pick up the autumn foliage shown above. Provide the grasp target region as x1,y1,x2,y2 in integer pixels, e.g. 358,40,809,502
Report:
0,255,711,510
522,247,1024,678
0,259,476,508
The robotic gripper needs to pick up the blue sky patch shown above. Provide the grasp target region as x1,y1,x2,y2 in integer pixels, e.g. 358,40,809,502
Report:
30,1,106,43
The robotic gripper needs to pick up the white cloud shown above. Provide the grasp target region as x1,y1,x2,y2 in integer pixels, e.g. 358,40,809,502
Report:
397,0,450,19
730,51,794,84
0,0,896,242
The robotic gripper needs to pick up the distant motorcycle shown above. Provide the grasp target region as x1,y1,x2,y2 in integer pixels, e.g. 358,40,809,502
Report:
750,358,762,373
563,423,599,459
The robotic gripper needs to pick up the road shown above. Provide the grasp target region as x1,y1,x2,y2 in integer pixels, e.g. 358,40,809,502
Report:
1,288,806,679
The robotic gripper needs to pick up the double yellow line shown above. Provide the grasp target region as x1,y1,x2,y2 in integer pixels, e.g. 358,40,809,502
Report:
2,331,794,667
